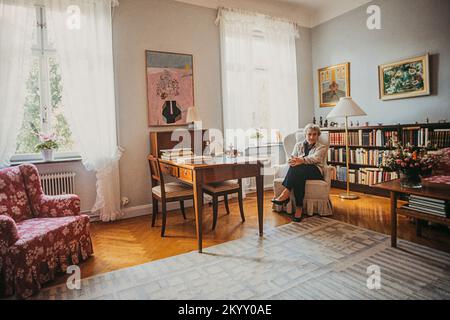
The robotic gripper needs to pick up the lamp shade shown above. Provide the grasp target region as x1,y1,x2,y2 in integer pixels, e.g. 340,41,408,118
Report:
186,107,199,123
326,97,367,119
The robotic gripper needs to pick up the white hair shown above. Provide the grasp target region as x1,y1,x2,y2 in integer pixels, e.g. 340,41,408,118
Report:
304,123,321,136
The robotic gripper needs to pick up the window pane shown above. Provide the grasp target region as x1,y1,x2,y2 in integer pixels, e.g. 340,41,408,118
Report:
48,56,75,152
16,58,42,154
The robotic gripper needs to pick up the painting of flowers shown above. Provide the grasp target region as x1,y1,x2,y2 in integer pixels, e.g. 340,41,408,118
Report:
146,50,194,126
379,54,430,101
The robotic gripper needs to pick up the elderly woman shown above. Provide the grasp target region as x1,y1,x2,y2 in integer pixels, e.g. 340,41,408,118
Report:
272,124,327,222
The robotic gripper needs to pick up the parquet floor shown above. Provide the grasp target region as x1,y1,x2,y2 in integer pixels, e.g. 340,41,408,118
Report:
50,188,450,286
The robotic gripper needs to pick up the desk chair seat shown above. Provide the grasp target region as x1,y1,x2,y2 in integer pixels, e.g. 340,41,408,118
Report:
203,180,240,193
203,179,245,230
152,182,194,198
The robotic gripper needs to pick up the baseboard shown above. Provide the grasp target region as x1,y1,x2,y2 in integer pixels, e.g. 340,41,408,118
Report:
88,186,273,222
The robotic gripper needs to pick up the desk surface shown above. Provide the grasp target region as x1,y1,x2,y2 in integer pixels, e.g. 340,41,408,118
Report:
159,156,263,169
373,179,450,201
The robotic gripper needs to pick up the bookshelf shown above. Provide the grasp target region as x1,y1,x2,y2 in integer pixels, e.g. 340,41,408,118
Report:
322,122,450,197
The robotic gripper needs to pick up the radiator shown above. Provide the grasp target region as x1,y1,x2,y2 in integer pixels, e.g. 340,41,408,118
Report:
40,172,76,196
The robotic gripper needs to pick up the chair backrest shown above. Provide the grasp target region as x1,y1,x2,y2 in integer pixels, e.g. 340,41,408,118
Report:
0,165,33,222
148,155,167,198
283,129,330,165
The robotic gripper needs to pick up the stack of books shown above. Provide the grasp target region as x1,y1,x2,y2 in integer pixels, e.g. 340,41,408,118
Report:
404,195,449,218
160,148,193,160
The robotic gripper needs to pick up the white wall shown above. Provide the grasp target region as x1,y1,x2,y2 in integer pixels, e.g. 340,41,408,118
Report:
312,0,450,125
113,0,314,208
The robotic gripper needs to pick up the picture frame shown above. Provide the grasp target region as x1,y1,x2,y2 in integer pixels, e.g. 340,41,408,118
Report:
145,50,195,127
378,54,430,101
318,62,350,108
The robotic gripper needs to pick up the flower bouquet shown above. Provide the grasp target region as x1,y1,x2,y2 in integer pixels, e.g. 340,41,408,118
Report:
385,143,441,188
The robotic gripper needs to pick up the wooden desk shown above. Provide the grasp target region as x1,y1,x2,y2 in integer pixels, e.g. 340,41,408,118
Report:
373,179,450,247
159,156,265,253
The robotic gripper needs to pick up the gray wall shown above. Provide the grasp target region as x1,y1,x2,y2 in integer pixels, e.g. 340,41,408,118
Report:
312,0,450,125
113,0,313,208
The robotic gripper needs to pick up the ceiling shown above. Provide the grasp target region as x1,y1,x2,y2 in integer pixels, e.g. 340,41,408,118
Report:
274,0,373,26
173,0,373,27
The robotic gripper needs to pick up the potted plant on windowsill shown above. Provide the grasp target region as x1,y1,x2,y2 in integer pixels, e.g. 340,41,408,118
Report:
35,133,59,162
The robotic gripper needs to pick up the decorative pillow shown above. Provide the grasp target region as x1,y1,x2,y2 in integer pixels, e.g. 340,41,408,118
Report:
0,166,32,223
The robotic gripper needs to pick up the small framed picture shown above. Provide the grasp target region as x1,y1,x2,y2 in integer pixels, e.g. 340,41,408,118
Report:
318,62,350,108
378,54,430,101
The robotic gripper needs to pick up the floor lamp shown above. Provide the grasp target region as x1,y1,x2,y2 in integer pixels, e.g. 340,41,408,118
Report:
327,97,367,200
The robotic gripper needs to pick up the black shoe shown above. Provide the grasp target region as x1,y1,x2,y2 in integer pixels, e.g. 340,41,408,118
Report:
292,215,303,223
271,198,290,206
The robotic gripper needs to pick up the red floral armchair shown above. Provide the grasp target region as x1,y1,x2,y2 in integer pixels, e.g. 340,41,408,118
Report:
0,164,93,299
423,148,450,185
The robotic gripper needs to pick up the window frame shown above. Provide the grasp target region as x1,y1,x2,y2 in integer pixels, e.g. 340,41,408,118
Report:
13,5,80,162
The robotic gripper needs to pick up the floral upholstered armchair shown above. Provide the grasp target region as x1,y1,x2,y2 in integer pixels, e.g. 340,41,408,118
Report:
0,164,93,299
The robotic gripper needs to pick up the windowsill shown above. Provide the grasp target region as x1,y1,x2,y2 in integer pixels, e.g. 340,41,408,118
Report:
10,156,82,166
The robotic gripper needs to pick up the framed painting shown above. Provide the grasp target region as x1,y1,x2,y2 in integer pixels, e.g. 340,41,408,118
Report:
318,62,350,108
378,54,430,101
146,50,195,126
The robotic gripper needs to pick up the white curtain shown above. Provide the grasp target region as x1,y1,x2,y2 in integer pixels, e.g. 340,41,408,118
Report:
0,0,34,168
218,8,299,148
46,0,122,221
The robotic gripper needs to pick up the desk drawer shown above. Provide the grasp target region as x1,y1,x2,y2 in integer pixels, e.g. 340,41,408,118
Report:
160,163,178,177
179,168,193,183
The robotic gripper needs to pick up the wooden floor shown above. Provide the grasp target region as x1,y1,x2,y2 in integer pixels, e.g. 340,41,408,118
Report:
52,188,450,285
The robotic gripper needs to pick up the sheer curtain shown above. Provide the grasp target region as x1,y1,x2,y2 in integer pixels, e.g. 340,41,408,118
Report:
0,0,34,167
46,0,122,221
217,8,299,147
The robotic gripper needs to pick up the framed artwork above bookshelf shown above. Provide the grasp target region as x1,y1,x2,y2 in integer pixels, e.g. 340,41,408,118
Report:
322,122,450,197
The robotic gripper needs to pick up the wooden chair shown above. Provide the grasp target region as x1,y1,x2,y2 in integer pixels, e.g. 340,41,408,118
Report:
148,155,194,237
203,179,245,230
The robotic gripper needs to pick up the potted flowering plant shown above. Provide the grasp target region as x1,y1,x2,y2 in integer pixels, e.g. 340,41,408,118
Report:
35,133,59,161
385,142,441,188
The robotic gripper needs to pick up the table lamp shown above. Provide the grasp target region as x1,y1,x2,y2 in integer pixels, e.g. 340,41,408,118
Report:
186,107,200,129
327,97,367,200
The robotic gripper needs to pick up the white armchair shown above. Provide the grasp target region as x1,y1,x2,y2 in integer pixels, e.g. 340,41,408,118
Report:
272,130,335,216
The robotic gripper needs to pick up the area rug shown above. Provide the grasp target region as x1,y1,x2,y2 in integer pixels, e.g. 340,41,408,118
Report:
32,217,450,300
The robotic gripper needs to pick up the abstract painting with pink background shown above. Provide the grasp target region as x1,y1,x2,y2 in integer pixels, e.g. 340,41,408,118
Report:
146,51,194,126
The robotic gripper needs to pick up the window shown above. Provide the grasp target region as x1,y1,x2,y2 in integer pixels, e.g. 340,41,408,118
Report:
13,6,76,161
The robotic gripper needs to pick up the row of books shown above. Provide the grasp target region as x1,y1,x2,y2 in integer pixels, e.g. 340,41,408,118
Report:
330,165,398,186
328,130,398,147
403,195,449,218
402,127,429,147
429,129,450,148
327,148,390,167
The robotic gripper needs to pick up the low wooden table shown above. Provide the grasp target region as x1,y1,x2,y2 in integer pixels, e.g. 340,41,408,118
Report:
158,156,265,253
373,179,450,247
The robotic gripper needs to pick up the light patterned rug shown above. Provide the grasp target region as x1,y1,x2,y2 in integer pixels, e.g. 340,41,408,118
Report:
32,217,450,300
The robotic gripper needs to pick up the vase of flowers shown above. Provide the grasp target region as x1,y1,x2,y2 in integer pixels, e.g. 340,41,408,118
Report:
385,143,441,189
35,133,59,162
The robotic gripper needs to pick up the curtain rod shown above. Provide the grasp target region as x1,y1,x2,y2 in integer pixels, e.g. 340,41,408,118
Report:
214,6,301,28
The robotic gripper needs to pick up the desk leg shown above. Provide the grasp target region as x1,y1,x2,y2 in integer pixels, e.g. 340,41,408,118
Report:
193,172,203,253
256,174,264,236
390,191,398,248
